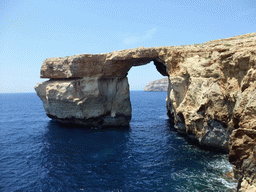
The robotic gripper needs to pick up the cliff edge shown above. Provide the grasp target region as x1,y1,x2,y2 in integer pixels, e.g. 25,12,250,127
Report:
35,32,256,191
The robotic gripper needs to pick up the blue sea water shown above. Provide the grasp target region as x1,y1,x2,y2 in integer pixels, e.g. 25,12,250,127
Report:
0,91,237,192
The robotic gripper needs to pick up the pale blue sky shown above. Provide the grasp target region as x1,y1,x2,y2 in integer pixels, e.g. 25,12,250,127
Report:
0,0,255,92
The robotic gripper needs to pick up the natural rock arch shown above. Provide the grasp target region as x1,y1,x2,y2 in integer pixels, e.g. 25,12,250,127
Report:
35,33,256,191
36,48,169,127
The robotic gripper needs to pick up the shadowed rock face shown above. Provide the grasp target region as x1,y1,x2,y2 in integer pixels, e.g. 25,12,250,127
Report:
35,32,256,191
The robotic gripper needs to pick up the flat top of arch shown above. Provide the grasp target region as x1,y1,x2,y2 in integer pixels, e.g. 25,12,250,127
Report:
40,32,256,79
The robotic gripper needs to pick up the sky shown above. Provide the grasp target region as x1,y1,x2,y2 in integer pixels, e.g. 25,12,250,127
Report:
0,0,255,92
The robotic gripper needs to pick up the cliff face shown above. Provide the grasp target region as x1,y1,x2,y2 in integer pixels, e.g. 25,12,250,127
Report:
35,32,256,191
144,78,168,91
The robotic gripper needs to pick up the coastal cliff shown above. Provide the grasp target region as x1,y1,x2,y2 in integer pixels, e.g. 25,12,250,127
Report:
144,78,168,91
35,32,256,191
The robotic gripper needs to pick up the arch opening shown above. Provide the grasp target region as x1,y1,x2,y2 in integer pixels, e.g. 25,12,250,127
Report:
127,60,169,127
127,60,168,91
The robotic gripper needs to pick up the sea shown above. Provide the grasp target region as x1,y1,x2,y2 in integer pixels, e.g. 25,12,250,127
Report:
0,91,237,192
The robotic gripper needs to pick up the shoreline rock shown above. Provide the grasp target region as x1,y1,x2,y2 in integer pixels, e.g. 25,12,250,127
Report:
35,32,256,191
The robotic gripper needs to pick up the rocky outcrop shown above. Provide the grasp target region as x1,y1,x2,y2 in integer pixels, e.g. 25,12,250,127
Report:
229,128,256,191
35,77,131,126
144,78,168,91
35,32,256,191
35,47,169,127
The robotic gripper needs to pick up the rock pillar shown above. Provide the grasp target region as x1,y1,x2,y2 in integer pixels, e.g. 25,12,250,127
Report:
35,77,131,127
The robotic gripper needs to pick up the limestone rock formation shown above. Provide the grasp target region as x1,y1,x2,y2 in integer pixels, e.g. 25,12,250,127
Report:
35,77,131,127
144,78,168,91
229,128,256,192
35,32,256,191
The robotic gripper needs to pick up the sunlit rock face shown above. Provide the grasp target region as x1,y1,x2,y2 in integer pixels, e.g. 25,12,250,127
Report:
36,32,256,191
163,33,256,191
35,77,131,127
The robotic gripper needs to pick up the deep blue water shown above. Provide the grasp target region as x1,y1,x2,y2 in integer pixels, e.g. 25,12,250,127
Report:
0,91,237,192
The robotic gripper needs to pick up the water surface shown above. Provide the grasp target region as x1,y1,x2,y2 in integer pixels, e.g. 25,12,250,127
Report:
0,92,237,191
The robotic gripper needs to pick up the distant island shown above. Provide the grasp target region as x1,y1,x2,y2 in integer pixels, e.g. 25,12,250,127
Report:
144,78,168,91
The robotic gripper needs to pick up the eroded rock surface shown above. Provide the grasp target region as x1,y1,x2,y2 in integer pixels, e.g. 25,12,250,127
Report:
35,77,131,126
144,78,168,91
229,128,256,191
36,32,256,191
